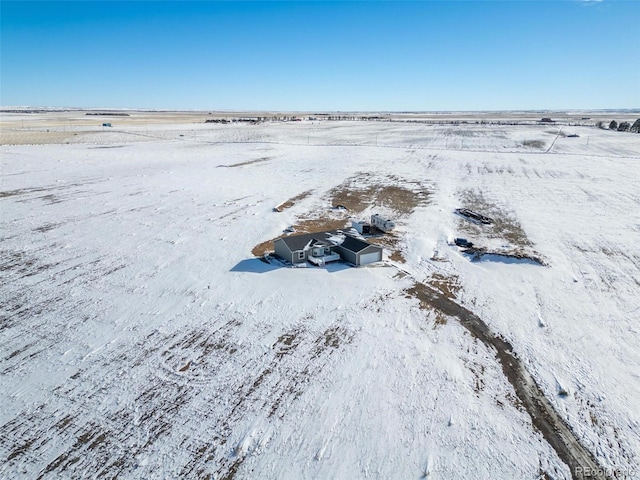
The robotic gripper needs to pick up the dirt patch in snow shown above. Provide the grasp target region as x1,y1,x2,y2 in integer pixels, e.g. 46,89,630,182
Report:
465,356,486,395
388,250,406,263
366,231,405,263
427,273,461,300
521,139,546,149
462,247,548,266
328,173,431,215
274,331,302,359
1,186,59,199
220,156,272,168
545,130,567,138
458,189,533,249
273,190,313,212
251,240,275,257
291,217,349,234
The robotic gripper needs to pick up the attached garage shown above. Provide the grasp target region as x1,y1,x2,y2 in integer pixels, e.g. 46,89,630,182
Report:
336,235,383,266
359,250,382,265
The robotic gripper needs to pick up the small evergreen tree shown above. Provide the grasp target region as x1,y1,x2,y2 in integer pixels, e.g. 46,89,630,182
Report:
595,121,604,129
630,118,640,133
609,120,618,130
618,121,631,132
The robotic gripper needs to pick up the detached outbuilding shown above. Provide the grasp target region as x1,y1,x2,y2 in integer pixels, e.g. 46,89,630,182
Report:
371,214,395,233
351,220,372,235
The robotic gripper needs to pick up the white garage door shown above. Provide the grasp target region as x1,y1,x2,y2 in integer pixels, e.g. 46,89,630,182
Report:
359,251,382,265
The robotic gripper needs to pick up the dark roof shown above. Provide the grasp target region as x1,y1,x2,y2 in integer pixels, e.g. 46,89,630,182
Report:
339,234,377,253
276,230,342,252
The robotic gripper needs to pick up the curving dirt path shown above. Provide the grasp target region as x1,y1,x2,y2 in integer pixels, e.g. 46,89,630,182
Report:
407,282,611,480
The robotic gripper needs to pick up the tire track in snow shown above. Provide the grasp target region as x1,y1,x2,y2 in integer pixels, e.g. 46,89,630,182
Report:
406,281,611,480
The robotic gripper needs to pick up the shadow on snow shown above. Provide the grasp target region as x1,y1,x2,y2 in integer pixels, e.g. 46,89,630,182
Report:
230,258,353,274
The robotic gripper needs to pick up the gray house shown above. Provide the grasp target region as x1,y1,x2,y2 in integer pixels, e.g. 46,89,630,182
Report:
273,231,382,267
274,232,337,265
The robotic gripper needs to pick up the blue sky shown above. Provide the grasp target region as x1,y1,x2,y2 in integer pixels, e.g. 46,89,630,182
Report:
1,1,639,110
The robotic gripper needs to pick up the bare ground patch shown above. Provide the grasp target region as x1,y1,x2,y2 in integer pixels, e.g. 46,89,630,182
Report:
328,173,432,215
458,189,533,249
521,139,546,149
251,240,276,257
219,157,272,168
291,217,350,234
388,250,406,263
462,247,548,266
427,273,461,300
0,186,57,199
545,130,567,138
366,232,406,263
273,190,313,212
454,191,547,263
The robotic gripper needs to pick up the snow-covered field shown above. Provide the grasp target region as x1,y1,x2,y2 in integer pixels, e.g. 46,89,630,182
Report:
1,115,639,479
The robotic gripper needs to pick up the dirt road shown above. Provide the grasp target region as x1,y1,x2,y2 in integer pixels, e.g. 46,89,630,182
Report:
407,282,611,480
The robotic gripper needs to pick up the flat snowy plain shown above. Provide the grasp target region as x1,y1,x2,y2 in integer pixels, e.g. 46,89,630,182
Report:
1,112,639,479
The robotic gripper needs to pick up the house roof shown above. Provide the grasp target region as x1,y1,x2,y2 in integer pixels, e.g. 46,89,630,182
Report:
339,234,378,253
276,230,343,252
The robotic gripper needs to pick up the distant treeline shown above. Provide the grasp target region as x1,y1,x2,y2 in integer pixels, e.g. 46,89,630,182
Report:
85,113,130,116
597,119,640,133
202,116,640,130
0,109,66,114
206,117,306,124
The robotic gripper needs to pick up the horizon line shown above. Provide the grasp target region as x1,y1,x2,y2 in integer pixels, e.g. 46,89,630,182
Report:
2,106,639,114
